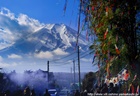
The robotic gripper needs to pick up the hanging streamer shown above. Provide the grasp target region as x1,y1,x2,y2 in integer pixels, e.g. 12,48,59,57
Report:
81,21,85,31
63,0,68,15
136,85,139,94
131,84,135,93
133,74,137,81
104,28,108,39
108,50,110,60
106,63,110,78
86,31,89,41
69,0,76,27
75,0,82,50
106,7,109,16
94,28,97,34
97,23,104,28
98,57,100,69
92,54,96,64
92,6,94,11
116,33,118,42
115,44,120,55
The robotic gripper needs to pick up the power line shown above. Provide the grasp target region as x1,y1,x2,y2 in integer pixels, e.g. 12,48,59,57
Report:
49,50,92,67
51,49,92,64
49,51,76,62
50,42,93,63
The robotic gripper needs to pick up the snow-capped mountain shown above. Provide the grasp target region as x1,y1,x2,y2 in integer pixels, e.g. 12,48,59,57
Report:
0,23,88,57
0,8,94,73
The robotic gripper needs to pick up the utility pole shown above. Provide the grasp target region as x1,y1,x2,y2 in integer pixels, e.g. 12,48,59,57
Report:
47,61,49,89
76,0,82,92
73,60,75,84
78,46,81,92
71,67,72,84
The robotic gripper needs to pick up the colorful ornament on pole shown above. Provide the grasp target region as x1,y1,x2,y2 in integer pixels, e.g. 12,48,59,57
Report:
136,85,139,94
115,44,120,55
106,63,110,78
104,28,108,39
106,7,109,16
117,74,122,80
133,74,137,81
122,69,129,81
92,6,94,11
131,84,135,93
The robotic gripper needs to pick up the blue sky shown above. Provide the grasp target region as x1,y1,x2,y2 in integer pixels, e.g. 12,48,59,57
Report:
0,0,79,30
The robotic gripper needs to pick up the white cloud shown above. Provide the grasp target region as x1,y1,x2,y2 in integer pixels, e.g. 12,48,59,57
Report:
34,48,69,59
53,48,68,55
0,7,44,32
81,58,92,62
0,7,44,50
0,56,3,61
8,54,22,59
0,7,15,20
0,62,17,68
17,14,44,32
34,51,53,59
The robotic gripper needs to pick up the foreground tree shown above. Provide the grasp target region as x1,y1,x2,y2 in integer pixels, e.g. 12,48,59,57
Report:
81,0,140,81
82,72,96,92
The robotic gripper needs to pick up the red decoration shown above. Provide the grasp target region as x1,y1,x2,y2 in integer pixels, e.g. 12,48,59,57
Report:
124,73,129,80
104,28,108,39
106,7,109,12
123,90,126,94
97,23,104,28
115,44,120,55
94,28,97,34
92,6,94,11
106,7,109,16
131,84,135,93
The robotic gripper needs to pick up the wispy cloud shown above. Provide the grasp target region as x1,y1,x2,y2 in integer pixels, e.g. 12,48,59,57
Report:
0,56,3,61
34,51,53,59
8,54,22,59
0,62,17,68
81,58,92,62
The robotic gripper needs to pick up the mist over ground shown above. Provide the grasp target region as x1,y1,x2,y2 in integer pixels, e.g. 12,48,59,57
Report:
0,69,86,95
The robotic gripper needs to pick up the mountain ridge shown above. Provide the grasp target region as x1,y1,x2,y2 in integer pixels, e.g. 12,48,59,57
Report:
0,23,88,58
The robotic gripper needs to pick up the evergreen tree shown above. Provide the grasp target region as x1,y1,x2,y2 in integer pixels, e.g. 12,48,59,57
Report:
81,0,140,79
82,72,96,92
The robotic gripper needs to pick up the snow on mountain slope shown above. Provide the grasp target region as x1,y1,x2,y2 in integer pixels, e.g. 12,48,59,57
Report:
27,23,87,52
0,23,88,57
